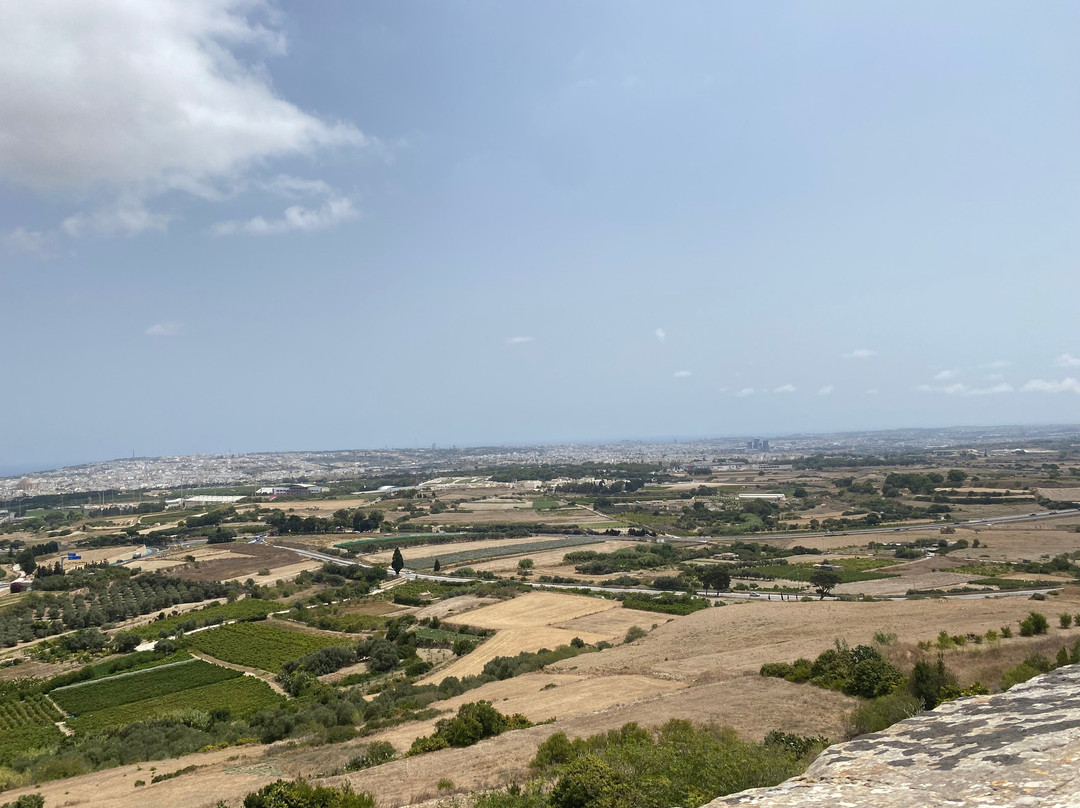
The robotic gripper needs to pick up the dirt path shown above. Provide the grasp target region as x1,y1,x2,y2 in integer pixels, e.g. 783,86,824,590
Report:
188,652,287,696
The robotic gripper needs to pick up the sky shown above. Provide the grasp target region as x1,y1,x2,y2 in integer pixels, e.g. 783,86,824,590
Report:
1,1,1079,474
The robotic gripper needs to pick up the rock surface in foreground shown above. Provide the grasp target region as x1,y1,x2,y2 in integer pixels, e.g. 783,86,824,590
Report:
707,664,1080,808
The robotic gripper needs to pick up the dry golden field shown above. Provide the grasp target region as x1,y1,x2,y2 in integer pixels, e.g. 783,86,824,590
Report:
10,587,1080,808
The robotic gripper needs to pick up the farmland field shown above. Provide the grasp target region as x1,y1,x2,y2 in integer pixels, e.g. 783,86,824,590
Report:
183,621,352,672
0,694,63,764
52,659,240,715
132,598,280,638
68,677,282,733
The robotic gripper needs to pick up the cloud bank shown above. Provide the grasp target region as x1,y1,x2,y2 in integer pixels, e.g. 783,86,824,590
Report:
0,1,367,235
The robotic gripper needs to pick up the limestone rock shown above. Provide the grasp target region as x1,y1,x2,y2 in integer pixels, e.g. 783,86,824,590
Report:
706,664,1080,807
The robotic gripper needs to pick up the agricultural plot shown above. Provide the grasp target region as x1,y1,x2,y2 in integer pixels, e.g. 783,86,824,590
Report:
0,694,64,764
746,561,899,584
183,621,351,672
406,536,606,570
132,598,279,638
68,677,282,734
52,659,240,715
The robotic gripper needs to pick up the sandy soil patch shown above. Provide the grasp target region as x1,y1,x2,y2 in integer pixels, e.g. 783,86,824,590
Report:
470,540,638,575
834,571,977,597
419,593,624,682
422,627,610,682
224,559,321,586
363,536,582,565
443,592,619,630
159,543,310,582
557,608,673,638
950,524,1080,562
411,595,495,621
555,593,1080,682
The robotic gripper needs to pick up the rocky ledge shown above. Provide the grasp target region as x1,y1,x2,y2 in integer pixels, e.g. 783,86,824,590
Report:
707,664,1080,808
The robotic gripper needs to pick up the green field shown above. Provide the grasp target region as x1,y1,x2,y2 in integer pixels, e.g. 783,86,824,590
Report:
183,621,350,672
52,659,240,715
133,598,279,639
0,694,64,764
68,677,282,733
408,536,606,570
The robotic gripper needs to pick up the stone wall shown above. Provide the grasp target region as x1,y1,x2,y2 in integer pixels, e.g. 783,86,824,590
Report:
706,665,1080,808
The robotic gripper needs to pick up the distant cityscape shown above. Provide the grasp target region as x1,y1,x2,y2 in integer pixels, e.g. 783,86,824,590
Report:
2,423,1078,500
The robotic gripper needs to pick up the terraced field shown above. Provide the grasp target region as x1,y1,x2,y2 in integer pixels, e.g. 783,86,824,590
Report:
52,659,240,715
67,677,281,733
0,694,64,764
183,621,351,672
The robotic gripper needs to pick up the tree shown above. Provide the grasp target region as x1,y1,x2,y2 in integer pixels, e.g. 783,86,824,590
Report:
391,547,404,576
810,569,841,599
432,558,441,572
946,469,967,486
517,558,534,575
701,567,730,595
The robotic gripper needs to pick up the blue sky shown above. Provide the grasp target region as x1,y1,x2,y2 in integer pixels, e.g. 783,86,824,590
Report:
1,1,1079,473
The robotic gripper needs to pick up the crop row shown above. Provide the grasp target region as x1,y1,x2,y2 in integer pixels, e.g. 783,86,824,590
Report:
52,659,240,715
407,536,606,570
68,677,282,734
183,621,350,672
133,598,279,639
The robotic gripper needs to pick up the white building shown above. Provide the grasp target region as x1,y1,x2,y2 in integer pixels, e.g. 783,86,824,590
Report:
255,483,327,496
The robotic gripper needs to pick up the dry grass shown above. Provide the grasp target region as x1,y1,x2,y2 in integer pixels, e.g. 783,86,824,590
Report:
443,592,619,630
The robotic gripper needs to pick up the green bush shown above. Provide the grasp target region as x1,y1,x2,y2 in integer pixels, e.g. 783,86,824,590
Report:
847,692,922,736
242,779,375,808
1019,612,1049,637
1060,613,1073,629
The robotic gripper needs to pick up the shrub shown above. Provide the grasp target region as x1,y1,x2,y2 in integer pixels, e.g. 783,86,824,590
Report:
532,732,577,769
243,779,375,808
847,692,922,736
624,626,647,643
1000,625,1013,639
845,658,903,699
908,656,956,710
1060,613,1073,629
347,741,396,771
1019,612,1049,637
1001,661,1042,691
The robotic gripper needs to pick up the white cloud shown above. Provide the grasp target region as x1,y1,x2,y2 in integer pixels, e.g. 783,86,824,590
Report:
0,1,367,233
655,327,666,343
818,385,834,396
63,200,171,237
773,384,796,394
844,348,877,359
1022,378,1080,394
506,336,534,345
917,382,1013,396
145,322,182,337
0,227,51,256
1054,354,1080,368
212,196,359,236
736,387,755,397
933,369,956,380
673,370,692,378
